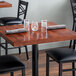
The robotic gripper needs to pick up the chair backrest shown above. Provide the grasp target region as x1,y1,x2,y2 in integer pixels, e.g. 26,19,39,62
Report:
17,0,28,19
71,0,76,3
70,0,76,31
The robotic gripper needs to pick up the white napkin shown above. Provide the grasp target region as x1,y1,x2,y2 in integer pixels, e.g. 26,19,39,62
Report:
47,25,66,30
5,28,27,34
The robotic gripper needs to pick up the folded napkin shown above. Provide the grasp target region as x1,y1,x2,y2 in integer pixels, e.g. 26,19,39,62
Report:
5,28,27,34
47,25,66,30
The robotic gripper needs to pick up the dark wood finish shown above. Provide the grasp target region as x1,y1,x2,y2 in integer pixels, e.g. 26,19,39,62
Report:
0,22,76,47
0,1,12,8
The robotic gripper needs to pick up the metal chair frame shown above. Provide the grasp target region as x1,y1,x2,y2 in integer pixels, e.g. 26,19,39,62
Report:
46,53,76,76
0,55,25,76
0,0,29,60
69,0,76,49
17,0,28,19
0,38,29,60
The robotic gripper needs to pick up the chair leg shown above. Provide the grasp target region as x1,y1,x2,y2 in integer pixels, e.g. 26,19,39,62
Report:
0,37,1,56
69,20,75,48
69,40,72,48
25,46,29,60
22,69,25,76
46,53,49,76
59,63,62,76
72,62,75,76
10,72,14,76
5,41,8,55
73,40,75,49
18,47,21,54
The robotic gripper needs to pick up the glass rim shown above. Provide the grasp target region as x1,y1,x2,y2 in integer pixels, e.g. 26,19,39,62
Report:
41,20,47,22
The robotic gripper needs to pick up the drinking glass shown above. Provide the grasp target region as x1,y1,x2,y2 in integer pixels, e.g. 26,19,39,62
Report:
24,19,30,31
41,20,48,38
41,20,47,32
31,21,38,31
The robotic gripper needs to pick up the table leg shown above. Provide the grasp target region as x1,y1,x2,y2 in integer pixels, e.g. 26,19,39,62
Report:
0,37,1,56
32,44,38,76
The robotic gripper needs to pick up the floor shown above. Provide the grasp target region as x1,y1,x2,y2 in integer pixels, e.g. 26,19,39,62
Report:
0,50,74,76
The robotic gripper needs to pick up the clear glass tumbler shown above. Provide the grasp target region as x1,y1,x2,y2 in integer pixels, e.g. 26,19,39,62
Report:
41,20,47,32
24,19,30,31
31,21,38,31
41,20,48,38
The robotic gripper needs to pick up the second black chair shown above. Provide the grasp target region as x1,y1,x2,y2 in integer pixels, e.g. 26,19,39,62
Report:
0,0,29,60
0,55,25,76
46,48,76,76
69,0,76,49
0,0,28,25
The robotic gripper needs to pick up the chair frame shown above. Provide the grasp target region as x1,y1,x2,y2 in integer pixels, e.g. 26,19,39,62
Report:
17,0,28,19
0,0,29,60
6,69,25,76
69,0,76,49
0,55,25,76
46,53,76,76
0,38,29,60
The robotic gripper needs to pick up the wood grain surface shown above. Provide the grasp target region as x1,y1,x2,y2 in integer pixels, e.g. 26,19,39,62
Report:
0,1,12,8
0,22,76,47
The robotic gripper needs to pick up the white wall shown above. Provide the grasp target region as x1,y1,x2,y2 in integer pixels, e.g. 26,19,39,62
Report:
0,0,73,55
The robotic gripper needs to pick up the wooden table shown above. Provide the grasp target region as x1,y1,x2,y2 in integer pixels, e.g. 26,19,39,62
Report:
0,1,12,8
0,22,76,76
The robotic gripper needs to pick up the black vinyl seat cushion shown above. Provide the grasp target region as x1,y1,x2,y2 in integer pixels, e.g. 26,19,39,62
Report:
0,17,23,26
46,48,76,63
0,55,25,74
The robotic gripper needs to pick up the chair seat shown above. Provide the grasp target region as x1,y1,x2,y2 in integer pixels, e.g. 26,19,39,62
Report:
46,48,76,63
0,55,25,74
0,17,23,25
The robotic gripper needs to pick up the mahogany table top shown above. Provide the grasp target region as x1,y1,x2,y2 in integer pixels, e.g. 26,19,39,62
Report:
0,1,12,8
0,22,76,47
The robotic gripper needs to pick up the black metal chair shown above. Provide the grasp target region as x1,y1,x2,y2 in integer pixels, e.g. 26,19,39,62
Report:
0,55,25,76
69,0,76,49
0,0,29,60
46,48,76,76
